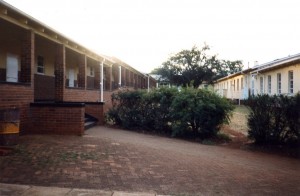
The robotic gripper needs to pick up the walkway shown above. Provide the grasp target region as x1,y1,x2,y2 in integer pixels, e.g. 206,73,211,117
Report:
0,126,299,195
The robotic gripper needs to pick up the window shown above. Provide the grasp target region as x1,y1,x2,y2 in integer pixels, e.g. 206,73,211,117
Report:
267,75,271,94
288,71,293,94
241,78,244,89
260,77,263,94
251,78,255,95
6,54,19,82
237,79,239,91
277,73,281,94
233,80,235,91
37,56,44,74
90,66,94,76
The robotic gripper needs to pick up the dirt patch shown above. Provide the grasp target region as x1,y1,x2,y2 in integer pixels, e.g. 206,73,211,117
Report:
219,105,251,148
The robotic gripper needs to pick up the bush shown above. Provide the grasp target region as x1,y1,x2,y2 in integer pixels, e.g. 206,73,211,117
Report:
171,88,234,138
106,88,178,132
106,90,145,129
142,87,178,133
106,87,233,139
247,94,300,146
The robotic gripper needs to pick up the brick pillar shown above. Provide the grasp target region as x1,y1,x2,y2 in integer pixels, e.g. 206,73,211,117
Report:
133,74,137,88
78,54,86,88
108,66,113,91
94,63,100,89
113,65,118,89
122,67,125,86
138,76,141,89
130,71,133,87
107,66,112,91
55,44,65,102
20,30,34,84
126,69,129,86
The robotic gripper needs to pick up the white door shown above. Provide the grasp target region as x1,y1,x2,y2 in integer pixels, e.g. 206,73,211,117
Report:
69,69,75,87
6,54,18,82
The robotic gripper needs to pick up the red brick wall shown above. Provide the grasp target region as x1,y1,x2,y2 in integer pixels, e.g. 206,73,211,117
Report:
103,91,113,113
85,103,104,125
20,30,34,84
54,44,65,102
0,84,34,134
77,54,86,88
29,104,84,135
0,68,6,81
64,88,100,102
87,76,95,89
34,74,55,101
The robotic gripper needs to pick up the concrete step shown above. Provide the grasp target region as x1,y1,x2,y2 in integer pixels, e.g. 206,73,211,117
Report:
84,121,97,130
84,114,98,130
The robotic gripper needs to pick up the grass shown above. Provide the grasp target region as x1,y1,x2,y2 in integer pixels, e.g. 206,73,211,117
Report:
227,105,250,135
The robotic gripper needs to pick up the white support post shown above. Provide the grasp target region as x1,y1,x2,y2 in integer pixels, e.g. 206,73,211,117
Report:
100,59,105,102
119,65,122,87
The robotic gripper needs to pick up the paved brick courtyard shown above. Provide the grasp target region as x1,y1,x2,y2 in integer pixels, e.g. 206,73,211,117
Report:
0,126,299,195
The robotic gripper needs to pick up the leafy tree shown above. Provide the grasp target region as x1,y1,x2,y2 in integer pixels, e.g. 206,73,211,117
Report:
152,45,242,88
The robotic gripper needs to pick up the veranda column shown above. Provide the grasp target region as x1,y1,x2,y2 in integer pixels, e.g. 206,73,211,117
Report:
20,30,34,84
100,59,105,102
119,65,121,87
55,44,65,102
107,66,112,91
78,54,86,89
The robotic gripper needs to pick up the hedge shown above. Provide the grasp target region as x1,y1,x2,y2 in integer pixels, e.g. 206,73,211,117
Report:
106,87,233,139
247,94,300,146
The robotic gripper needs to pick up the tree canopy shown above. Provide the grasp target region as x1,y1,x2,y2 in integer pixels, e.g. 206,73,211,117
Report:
151,45,243,88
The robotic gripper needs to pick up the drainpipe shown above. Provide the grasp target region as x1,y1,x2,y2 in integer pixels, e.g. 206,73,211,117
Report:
119,65,122,87
100,58,105,102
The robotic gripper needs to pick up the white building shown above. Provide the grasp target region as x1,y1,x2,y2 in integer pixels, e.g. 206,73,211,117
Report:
214,53,300,102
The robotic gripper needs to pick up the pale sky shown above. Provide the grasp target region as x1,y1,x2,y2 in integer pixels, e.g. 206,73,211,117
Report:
4,0,300,73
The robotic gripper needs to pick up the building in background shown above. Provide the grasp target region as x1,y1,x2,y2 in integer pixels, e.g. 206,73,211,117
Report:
214,53,300,103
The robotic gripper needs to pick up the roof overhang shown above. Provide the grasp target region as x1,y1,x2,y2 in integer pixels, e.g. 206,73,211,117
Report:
0,0,111,64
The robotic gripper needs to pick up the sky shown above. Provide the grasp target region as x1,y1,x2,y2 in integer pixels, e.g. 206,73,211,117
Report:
4,0,300,73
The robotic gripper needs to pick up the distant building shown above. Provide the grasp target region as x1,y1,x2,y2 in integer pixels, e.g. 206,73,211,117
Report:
214,53,300,103
149,74,170,88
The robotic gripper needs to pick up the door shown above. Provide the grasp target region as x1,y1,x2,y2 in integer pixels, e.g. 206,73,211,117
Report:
69,69,75,87
6,54,18,82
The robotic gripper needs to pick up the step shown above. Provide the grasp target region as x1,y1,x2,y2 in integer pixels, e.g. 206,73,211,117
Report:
84,121,97,130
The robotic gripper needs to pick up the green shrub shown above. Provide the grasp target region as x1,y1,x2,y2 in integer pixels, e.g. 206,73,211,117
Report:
106,87,234,140
171,88,233,138
106,90,145,129
247,94,300,145
142,87,178,133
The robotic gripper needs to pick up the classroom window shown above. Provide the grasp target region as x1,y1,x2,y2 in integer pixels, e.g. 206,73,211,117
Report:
288,71,293,94
277,73,281,94
90,66,94,76
260,77,263,94
267,75,271,94
233,80,235,91
241,78,244,89
37,55,44,74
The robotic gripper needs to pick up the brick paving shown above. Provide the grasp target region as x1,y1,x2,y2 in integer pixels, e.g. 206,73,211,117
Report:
0,126,300,195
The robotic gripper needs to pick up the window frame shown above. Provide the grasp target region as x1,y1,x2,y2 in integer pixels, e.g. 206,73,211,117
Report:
277,73,281,95
267,75,271,94
288,70,293,94
260,76,264,94
36,55,45,74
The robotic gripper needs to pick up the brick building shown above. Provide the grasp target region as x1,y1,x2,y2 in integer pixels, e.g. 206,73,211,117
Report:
0,1,157,135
